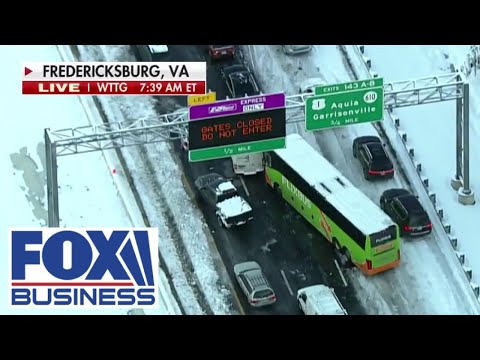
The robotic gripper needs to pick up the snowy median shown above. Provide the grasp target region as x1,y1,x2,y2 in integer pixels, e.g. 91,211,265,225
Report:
57,45,181,315
73,45,233,315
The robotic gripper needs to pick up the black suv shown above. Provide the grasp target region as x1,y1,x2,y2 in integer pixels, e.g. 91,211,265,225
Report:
380,189,432,237
353,136,394,180
221,64,260,98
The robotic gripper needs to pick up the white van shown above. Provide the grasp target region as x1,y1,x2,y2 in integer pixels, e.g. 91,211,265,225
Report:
297,285,348,315
231,153,264,175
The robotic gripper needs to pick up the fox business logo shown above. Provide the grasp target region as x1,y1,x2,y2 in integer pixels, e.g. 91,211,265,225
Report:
9,228,159,308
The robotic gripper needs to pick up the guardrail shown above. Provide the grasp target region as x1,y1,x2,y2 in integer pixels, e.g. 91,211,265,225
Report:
353,45,479,300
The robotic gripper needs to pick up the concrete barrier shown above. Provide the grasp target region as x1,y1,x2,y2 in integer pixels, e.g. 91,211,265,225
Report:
449,235,458,249
393,116,400,128
436,207,444,220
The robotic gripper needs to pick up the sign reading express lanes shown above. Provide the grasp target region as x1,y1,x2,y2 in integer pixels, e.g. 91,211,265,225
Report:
188,93,286,162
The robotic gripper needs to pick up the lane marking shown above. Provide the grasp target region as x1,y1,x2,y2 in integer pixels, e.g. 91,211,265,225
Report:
240,176,250,197
280,269,294,296
334,259,348,287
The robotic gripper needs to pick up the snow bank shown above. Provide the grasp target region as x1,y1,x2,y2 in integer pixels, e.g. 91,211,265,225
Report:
57,45,181,315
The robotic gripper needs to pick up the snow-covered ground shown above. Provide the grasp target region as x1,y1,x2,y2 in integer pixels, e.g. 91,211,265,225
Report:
71,45,234,315
363,44,480,292
1,45,170,314
242,45,480,314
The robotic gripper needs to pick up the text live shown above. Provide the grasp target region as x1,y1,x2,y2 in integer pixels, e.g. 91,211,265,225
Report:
22,81,207,95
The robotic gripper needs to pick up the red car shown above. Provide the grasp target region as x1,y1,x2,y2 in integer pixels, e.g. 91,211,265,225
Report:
208,45,236,60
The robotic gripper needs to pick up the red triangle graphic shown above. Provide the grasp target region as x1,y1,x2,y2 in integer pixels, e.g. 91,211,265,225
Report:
24,67,32,76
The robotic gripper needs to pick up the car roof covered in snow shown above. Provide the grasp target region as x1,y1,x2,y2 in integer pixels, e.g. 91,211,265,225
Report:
148,45,169,54
298,285,347,315
217,181,236,193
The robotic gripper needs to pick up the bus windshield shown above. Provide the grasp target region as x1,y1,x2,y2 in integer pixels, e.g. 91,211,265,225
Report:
370,225,397,247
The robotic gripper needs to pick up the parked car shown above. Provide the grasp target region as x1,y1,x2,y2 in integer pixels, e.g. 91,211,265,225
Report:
135,45,169,61
194,173,253,228
297,285,348,315
208,45,235,60
299,77,326,94
221,64,260,98
282,45,312,55
380,189,432,237
353,136,394,180
234,261,276,307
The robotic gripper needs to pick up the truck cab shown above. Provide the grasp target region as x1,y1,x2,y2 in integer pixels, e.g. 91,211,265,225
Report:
194,173,253,229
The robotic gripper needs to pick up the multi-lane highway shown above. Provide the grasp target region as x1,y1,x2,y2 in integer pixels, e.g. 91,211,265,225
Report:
143,45,366,315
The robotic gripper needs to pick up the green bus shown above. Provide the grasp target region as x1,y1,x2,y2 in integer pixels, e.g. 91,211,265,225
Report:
264,134,400,276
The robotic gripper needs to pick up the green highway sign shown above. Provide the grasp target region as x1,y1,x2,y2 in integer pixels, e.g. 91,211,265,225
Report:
189,137,285,162
306,79,384,131
314,78,384,96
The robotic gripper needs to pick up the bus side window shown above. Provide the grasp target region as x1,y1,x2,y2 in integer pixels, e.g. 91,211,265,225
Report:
264,153,271,167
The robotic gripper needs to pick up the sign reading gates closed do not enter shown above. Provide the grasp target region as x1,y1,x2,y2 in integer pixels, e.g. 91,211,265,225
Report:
188,93,286,162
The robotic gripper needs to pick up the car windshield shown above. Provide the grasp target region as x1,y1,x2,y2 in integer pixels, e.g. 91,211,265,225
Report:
371,158,392,171
223,65,246,77
234,82,256,97
254,289,273,299
227,209,252,223
409,212,430,227
198,174,224,187
231,74,257,97
369,145,392,170
217,189,237,202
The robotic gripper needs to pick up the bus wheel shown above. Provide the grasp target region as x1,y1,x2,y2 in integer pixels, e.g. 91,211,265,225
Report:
343,247,353,267
273,182,279,192
333,238,340,251
274,183,282,196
